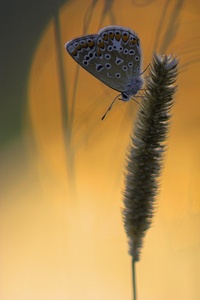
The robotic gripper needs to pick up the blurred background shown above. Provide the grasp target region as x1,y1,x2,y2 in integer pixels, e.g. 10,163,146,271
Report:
0,0,200,299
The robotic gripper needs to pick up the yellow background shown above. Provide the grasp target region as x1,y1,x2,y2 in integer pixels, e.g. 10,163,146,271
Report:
1,0,200,299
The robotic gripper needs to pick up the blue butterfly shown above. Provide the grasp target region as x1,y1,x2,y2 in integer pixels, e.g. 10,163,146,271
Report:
66,25,144,119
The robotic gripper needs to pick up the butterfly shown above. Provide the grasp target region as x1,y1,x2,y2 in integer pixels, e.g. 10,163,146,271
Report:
65,25,144,119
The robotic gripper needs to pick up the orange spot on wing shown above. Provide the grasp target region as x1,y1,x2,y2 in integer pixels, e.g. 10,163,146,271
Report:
81,42,87,48
102,34,108,41
109,32,114,40
88,40,95,48
97,48,102,57
130,38,138,45
122,34,129,43
75,44,82,51
97,41,104,49
72,50,77,56
115,32,121,41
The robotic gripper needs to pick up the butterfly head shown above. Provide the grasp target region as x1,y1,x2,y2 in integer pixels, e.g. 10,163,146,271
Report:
121,76,144,101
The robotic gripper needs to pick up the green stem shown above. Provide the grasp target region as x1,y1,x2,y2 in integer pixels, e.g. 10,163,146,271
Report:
132,258,137,300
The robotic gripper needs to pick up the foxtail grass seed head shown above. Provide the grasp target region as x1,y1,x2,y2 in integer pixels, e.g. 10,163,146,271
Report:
123,54,178,261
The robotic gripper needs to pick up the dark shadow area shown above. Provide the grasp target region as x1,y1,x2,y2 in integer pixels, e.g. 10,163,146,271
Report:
0,0,68,147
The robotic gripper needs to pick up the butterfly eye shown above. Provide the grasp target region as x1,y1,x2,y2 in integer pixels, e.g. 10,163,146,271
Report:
122,92,129,100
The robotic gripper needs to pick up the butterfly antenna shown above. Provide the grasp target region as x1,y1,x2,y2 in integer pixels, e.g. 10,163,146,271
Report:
101,94,120,120
140,63,150,76
131,97,140,105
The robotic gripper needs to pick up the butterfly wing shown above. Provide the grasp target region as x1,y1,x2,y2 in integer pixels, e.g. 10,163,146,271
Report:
65,26,142,93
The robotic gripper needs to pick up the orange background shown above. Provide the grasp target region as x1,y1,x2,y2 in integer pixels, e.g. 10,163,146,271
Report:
1,0,200,299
